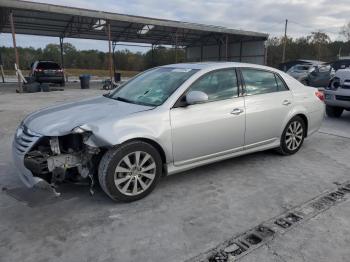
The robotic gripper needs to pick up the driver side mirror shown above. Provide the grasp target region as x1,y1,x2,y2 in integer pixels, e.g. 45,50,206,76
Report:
186,91,209,105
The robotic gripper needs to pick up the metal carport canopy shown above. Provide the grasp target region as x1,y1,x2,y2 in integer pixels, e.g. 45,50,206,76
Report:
0,0,268,46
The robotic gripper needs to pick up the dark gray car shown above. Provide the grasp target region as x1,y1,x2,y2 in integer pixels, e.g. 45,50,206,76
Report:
302,65,335,87
30,61,65,86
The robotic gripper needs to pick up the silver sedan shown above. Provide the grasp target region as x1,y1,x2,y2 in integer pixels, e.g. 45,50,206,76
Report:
13,62,325,202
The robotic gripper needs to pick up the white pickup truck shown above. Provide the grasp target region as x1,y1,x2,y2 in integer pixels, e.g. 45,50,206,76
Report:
324,68,350,117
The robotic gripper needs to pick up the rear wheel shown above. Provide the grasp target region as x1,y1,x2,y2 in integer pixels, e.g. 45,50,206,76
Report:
277,116,306,155
326,105,343,118
98,141,162,202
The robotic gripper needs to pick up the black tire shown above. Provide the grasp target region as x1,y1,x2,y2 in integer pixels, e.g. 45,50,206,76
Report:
277,116,306,155
60,81,65,87
326,105,343,118
98,141,163,202
24,82,41,93
40,83,50,92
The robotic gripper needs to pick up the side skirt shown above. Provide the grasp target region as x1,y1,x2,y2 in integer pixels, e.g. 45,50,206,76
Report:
166,140,280,176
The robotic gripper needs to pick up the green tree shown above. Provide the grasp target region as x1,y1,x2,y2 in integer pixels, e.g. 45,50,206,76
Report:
42,44,61,62
340,22,350,41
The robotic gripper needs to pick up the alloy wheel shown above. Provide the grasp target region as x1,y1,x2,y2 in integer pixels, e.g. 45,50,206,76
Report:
285,121,303,151
114,151,156,196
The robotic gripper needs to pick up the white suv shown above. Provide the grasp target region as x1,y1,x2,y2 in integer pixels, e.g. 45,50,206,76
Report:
324,68,350,118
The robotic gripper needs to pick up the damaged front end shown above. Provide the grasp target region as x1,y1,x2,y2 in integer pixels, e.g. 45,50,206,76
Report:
21,128,101,196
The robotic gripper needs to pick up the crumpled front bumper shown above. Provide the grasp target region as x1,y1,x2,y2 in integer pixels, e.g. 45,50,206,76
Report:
12,142,43,187
12,126,48,188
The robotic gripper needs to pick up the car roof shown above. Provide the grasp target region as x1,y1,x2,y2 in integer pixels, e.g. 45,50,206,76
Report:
37,61,57,63
162,62,280,72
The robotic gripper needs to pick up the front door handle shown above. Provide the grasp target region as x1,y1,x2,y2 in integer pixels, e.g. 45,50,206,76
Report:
231,108,244,115
282,100,292,106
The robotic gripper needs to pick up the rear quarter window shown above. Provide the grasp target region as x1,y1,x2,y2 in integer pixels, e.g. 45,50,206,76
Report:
37,62,61,70
275,74,289,91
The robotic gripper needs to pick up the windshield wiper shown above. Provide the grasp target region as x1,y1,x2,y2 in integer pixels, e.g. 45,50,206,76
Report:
109,96,156,107
113,96,135,104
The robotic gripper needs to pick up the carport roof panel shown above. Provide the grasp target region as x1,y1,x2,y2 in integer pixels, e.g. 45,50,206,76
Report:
0,0,268,46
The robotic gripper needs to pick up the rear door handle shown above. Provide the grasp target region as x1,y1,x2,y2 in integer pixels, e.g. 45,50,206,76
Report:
282,100,292,106
231,108,244,115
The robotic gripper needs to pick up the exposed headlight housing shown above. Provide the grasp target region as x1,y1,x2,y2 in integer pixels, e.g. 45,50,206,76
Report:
71,126,89,134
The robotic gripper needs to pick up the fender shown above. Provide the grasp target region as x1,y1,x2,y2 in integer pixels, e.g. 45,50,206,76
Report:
82,110,174,163
281,104,309,136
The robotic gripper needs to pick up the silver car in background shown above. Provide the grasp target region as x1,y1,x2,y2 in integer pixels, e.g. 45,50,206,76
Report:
13,62,325,202
287,64,313,82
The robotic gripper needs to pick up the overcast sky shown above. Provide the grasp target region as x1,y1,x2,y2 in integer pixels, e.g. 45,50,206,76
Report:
1,0,349,52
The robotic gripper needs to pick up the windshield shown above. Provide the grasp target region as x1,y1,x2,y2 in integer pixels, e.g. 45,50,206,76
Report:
109,67,199,106
37,62,61,70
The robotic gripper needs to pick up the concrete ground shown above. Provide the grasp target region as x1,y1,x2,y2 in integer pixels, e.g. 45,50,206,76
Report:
0,82,349,262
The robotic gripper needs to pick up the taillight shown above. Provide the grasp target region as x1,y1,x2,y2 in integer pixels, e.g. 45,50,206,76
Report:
35,69,43,72
57,69,64,73
315,91,324,102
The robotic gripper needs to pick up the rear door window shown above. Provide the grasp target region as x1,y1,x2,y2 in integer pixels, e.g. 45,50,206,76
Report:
275,74,289,91
241,68,289,95
187,69,239,102
37,62,60,70
241,69,278,95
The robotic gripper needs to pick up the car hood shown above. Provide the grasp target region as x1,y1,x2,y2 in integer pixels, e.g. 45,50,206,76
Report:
23,96,153,136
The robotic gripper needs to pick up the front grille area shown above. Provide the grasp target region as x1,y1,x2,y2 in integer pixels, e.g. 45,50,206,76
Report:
14,126,41,154
336,95,350,101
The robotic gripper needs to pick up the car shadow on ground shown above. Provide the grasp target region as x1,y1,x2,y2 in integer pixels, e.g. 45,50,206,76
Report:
4,149,279,209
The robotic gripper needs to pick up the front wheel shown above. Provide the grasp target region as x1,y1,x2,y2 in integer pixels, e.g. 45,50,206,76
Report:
277,116,306,155
98,141,163,202
326,105,343,118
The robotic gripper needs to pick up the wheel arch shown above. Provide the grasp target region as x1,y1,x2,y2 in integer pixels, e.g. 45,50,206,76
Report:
293,113,308,137
121,137,167,166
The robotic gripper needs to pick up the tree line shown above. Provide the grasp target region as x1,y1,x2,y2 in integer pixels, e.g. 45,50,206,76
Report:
267,31,350,68
0,43,185,72
1,28,350,72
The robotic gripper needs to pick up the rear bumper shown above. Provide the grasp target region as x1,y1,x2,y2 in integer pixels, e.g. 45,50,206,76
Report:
36,76,64,83
307,108,325,136
324,90,350,109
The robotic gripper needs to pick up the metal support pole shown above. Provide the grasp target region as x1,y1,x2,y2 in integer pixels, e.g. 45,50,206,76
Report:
200,44,203,62
225,35,228,61
0,52,5,83
175,33,178,63
0,65,4,83
151,44,154,66
239,41,243,62
9,12,22,92
59,37,64,69
282,19,288,63
112,41,116,76
107,22,113,83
